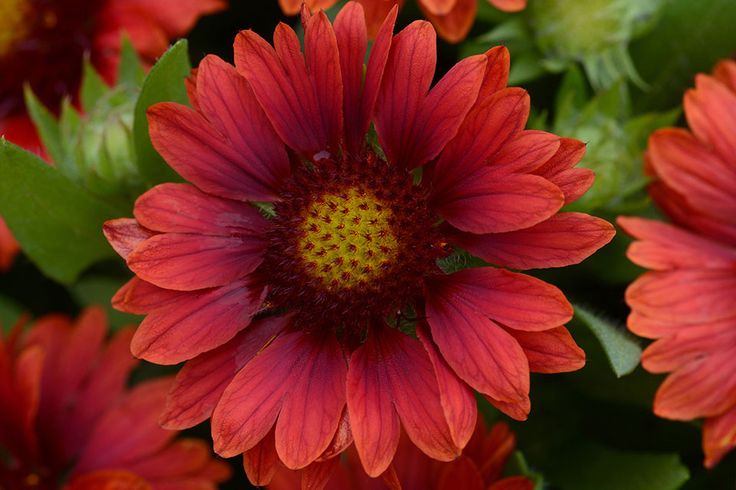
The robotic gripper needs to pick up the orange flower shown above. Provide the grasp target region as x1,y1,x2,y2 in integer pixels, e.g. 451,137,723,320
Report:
268,420,535,489
619,59,736,468
279,0,526,42
0,307,231,488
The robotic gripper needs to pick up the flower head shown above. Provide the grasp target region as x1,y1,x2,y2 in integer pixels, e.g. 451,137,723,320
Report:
619,59,736,468
0,307,230,488
278,0,526,42
105,1,613,481
0,0,224,151
268,420,534,489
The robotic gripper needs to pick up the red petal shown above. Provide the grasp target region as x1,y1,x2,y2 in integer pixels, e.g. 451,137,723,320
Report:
160,315,289,429
713,59,736,93
424,278,530,404
213,332,345,464
195,56,290,191
431,88,529,195
477,46,511,100
641,323,734,374
374,21,436,167
654,350,736,420
648,128,736,212
407,53,488,168
148,102,282,201
618,216,736,270
123,438,211,480
71,328,138,451
703,405,736,468
422,0,458,15
491,130,561,174
275,334,347,469
131,278,266,364
626,269,736,324
304,11,344,152
234,27,326,157
359,4,398,146
489,0,526,12
75,378,174,472
134,183,268,236
451,212,615,269
436,455,484,490
418,325,477,450
432,268,572,332
357,0,403,37
345,333,401,477
684,74,736,167
103,219,153,260
243,429,279,486
127,233,265,291
335,2,369,154
67,470,149,490
508,327,585,373
112,278,180,315
436,168,564,234
301,458,339,490
420,0,476,44
485,394,531,421
377,46,488,168
347,326,459,476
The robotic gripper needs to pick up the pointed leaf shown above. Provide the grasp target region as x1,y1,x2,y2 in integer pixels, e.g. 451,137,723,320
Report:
133,40,191,185
574,304,641,377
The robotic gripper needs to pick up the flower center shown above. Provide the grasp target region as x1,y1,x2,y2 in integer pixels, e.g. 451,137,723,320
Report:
297,188,399,291
0,0,30,57
262,154,448,329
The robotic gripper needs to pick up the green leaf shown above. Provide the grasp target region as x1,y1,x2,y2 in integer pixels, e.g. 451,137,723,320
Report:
0,295,23,332
23,87,66,168
545,442,689,490
574,304,642,377
71,275,143,330
133,40,190,185
0,141,124,284
630,0,736,110
118,36,146,88
80,59,108,112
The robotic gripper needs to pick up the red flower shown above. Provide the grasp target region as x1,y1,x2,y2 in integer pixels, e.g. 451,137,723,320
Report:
619,59,736,468
0,0,224,272
105,2,613,483
0,307,231,489
268,420,535,489
0,0,224,150
278,0,526,42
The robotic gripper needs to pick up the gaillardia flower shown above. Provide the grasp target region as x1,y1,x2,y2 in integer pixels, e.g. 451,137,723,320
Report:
268,420,534,489
0,0,224,151
278,0,526,42
0,307,230,489
619,60,736,468
105,2,613,482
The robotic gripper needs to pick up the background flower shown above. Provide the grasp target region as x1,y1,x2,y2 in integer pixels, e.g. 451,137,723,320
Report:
268,420,535,489
0,306,231,489
620,59,736,468
277,0,526,41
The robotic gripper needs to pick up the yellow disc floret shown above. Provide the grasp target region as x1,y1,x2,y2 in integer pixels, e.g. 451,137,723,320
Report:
0,0,30,57
298,187,399,290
